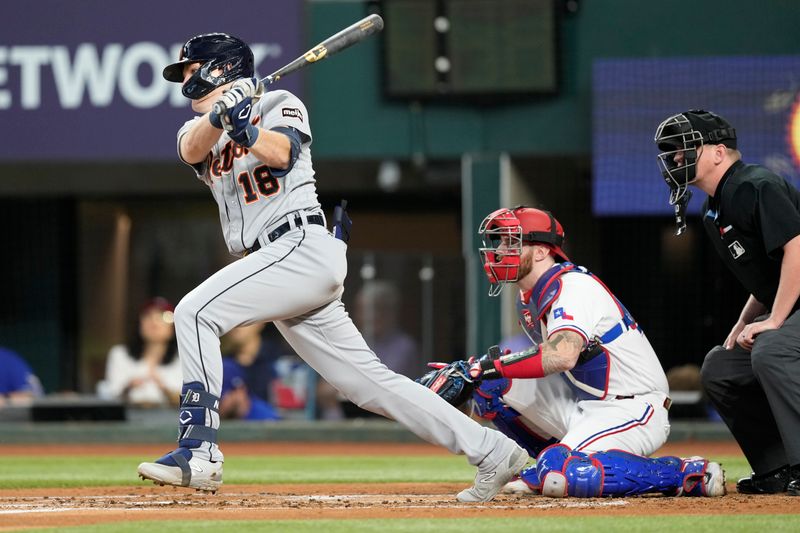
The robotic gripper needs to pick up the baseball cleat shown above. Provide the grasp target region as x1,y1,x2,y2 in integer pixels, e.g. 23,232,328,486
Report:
137,447,223,493
501,476,539,495
703,461,727,497
457,442,529,503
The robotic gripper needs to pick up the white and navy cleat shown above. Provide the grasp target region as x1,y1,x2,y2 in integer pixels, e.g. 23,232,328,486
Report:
137,447,223,494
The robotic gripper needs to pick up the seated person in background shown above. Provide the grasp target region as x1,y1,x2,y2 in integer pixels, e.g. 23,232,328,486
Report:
219,322,281,421
0,346,43,406
319,280,421,419
102,297,182,407
354,281,419,377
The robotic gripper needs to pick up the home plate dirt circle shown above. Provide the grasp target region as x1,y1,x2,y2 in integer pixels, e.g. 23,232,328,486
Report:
0,487,631,514
1,442,797,529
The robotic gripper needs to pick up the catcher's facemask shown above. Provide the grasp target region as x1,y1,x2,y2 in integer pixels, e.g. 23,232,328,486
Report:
479,209,524,297
479,207,568,296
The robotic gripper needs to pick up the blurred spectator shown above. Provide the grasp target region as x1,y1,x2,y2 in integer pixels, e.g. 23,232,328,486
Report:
0,347,43,406
219,322,281,421
98,297,181,407
666,364,721,421
666,364,703,392
319,280,420,419
354,280,419,377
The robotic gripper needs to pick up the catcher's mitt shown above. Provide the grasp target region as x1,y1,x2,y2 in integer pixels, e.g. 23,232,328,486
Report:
416,360,476,408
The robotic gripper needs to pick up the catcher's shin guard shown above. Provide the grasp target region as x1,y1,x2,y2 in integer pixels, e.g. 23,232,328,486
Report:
590,450,684,497
537,446,706,498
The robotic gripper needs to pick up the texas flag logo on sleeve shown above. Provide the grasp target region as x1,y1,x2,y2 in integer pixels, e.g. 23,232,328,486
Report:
553,307,574,320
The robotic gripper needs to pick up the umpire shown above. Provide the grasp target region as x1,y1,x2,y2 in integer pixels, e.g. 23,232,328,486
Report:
654,109,800,495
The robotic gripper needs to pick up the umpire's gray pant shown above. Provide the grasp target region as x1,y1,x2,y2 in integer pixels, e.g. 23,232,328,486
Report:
700,310,800,474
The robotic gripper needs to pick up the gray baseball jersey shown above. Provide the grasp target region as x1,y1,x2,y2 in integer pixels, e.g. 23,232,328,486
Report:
177,90,319,256
167,88,517,472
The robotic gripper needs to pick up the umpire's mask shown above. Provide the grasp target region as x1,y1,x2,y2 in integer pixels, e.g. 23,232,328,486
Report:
654,109,737,235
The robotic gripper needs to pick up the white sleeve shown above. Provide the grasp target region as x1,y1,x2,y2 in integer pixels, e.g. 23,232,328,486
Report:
260,90,312,142
544,276,604,347
176,117,213,182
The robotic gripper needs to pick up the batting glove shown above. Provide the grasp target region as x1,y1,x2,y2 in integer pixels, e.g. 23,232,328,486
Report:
231,77,266,102
222,97,259,147
209,77,265,129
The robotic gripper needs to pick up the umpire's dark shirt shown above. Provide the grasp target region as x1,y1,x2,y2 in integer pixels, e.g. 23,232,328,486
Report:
702,160,800,309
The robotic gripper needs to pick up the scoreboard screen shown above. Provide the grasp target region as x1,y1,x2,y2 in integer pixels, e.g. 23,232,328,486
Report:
382,0,558,100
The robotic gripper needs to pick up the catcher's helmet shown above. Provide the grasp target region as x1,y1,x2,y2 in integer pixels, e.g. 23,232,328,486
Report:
163,33,254,99
654,110,737,206
478,207,569,296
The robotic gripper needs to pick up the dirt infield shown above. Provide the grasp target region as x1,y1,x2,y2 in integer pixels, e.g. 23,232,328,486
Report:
2,441,797,530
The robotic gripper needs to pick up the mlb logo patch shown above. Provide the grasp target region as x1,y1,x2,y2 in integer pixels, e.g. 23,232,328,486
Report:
728,240,745,259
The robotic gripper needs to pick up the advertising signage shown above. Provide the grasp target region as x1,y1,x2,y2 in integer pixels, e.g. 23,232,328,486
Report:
0,0,303,161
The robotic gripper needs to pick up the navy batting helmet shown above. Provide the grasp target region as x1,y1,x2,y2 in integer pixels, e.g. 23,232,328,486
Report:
163,33,254,99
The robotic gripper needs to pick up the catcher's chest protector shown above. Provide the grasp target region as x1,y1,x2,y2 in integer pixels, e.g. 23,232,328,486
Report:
517,263,637,401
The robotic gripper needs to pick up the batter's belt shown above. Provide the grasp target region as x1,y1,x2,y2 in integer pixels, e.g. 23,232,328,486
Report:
247,213,325,254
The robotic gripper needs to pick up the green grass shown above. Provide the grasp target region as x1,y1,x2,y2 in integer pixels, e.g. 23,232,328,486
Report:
22,516,800,533
0,454,750,489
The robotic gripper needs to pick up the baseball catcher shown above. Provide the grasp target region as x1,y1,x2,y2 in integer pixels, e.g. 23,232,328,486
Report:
418,206,726,498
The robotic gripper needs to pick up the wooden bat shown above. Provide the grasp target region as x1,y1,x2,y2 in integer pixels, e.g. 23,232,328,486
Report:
212,14,384,116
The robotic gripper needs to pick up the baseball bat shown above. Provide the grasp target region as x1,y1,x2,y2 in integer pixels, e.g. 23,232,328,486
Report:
212,14,384,116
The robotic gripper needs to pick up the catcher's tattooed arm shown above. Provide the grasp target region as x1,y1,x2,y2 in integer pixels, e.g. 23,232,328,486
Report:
471,331,585,379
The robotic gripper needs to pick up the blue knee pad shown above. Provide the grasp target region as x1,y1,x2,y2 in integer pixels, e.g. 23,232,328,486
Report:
535,444,570,483
178,382,220,449
472,378,558,458
564,455,604,497
537,446,687,498
537,445,603,498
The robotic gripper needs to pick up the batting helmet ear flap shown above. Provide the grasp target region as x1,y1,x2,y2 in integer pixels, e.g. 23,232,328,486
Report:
164,33,255,100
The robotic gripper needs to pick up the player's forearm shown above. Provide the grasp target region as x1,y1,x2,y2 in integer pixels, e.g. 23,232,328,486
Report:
737,295,767,325
767,234,800,325
485,331,582,379
180,115,225,164
246,129,292,169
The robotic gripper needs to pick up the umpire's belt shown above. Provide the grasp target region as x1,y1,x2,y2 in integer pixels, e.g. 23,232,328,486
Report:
247,214,325,254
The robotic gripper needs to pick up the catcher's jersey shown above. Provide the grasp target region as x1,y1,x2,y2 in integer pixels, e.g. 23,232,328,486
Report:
177,90,319,256
518,268,669,399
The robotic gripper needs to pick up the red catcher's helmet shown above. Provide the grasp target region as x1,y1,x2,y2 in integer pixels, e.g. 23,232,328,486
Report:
478,207,569,296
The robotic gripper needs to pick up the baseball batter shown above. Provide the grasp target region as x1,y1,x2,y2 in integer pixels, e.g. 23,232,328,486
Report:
136,33,527,502
419,207,726,497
